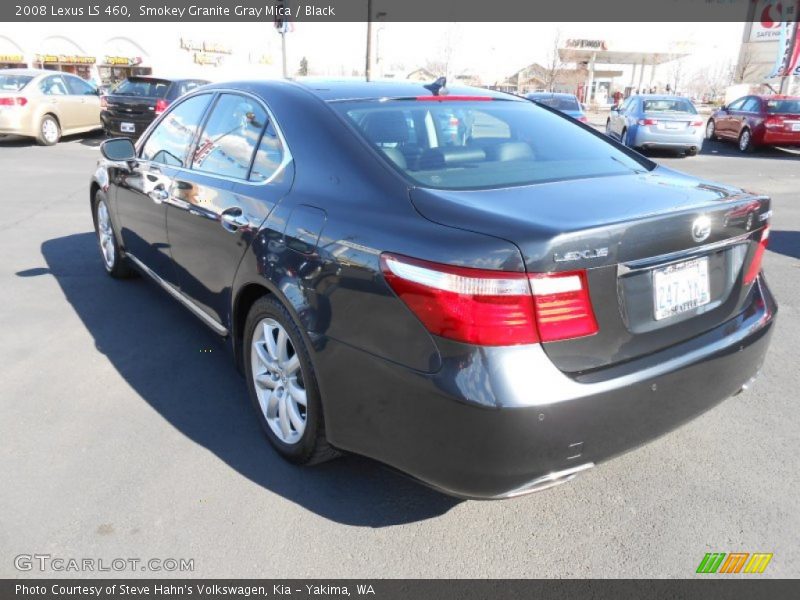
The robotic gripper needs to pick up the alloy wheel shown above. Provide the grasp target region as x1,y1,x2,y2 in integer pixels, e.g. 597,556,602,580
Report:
739,130,751,152
96,200,115,269
42,119,59,144
250,318,307,445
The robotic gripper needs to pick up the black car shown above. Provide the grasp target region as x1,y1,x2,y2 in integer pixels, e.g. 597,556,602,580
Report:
100,76,209,138
91,80,776,499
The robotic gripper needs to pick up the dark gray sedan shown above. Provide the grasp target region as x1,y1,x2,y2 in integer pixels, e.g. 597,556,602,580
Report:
91,80,775,499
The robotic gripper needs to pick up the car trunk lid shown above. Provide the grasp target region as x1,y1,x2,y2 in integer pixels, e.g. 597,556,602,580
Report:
410,167,770,373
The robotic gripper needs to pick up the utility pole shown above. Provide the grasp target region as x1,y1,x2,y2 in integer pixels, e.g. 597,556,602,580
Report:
275,0,289,79
365,0,373,81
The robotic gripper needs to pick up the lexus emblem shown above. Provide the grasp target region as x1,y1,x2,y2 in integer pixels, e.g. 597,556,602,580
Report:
692,216,711,243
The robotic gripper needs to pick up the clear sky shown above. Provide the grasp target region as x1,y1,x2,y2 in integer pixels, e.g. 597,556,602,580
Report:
282,21,746,82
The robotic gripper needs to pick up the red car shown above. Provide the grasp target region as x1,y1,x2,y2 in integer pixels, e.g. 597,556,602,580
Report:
706,95,800,152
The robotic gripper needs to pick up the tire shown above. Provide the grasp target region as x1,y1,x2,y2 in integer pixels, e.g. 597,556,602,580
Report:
685,147,698,157
605,119,612,135
93,190,133,278
36,114,61,146
705,119,717,141
738,128,755,153
621,127,628,146
244,296,339,465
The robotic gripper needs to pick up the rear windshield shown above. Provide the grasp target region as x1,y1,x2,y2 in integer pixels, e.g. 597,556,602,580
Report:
530,95,580,111
334,99,650,190
765,98,800,114
112,78,171,98
642,98,697,114
0,74,32,92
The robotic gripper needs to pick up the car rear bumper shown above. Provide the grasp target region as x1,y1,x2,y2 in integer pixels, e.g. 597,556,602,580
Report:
0,110,33,137
100,112,154,137
634,127,704,150
319,275,776,499
761,130,800,146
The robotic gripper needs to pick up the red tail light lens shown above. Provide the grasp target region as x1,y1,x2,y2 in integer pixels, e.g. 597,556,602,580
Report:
154,99,169,115
0,96,27,107
100,95,108,109
529,271,599,342
764,116,784,129
744,226,769,285
691,119,704,127
577,115,589,123
381,254,599,346
638,118,657,126
381,254,538,346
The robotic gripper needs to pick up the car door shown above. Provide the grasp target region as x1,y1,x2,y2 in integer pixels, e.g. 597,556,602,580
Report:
113,93,213,286
717,97,746,139
737,97,761,138
37,75,74,128
609,97,629,137
166,92,293,327
63,74,101,129
620,97,638,137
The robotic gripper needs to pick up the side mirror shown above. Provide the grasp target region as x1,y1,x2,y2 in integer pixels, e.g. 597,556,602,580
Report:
101,137,136,165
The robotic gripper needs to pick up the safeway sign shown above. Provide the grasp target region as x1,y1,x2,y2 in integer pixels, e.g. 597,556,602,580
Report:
749,0,797,42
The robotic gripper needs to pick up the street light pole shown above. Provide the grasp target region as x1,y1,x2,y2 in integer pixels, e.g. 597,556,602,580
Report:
365,0,373,81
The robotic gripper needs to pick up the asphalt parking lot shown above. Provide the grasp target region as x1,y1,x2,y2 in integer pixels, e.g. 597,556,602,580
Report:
1,129,798,579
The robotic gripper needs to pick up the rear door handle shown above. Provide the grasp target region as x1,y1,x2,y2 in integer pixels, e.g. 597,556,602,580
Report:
148,188,169,203
220,208,250,231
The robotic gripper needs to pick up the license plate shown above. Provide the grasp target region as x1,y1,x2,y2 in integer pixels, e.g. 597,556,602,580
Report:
664,122,680,129
792,123,800,132
120,122,135,133
653,257,710,320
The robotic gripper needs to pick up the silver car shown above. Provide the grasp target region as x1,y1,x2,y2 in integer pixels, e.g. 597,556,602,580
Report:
0,69,102,145
606,95,705,156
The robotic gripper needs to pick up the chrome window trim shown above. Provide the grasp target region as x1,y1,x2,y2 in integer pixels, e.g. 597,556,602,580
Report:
126,252,229,336
138,88,293,188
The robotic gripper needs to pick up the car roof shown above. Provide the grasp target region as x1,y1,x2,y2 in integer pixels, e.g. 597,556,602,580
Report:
756,94,800,100
635,95,693,100
527,92,576,98
0,68,54,77
291,78,519,102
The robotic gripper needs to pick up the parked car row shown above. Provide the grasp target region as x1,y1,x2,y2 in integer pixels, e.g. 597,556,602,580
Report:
0,68,208,145
525,90,800,158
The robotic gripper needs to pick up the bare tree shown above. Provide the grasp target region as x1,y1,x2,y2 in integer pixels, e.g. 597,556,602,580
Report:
735,45,759,83
542,30,566,92
688,59,733,102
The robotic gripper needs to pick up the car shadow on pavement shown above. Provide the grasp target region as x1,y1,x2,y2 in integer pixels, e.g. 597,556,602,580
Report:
768,230,800,260
35,233,461,527
699,140,800,160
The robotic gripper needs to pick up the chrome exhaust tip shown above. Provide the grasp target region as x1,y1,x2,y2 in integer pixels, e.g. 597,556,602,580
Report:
497,463,595,499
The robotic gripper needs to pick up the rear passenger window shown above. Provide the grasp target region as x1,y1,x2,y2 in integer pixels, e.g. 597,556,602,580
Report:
249,122,286,183
65,76,97,96
191,93,267,180
39,76,68,96
141,94,211,167
741,98,760,112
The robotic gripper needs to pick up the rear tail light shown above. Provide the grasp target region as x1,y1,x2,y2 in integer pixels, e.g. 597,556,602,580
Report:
100,95,108,109
690,119,704,127
743,226,769,285
154,98,169,115
638,118,658,126
529,271,599,342
381,253,599,346
764,116,784,129
577,115,589,123
0,96,27,107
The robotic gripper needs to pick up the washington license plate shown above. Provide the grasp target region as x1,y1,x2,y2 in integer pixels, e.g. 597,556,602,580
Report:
120,122,135,133
653,257,710,320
